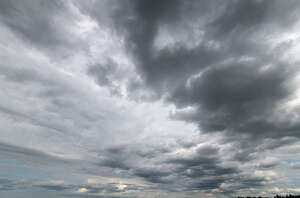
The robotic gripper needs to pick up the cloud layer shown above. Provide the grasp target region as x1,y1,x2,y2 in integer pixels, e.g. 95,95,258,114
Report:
1,1,300,198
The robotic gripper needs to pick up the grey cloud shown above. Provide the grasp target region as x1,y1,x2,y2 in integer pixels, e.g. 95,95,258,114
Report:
0,178,143,196
172,62,293,137
0,142,75,176
0,0,87,57
35,182,124,194
63,195,133,198
72,0,116,28
0,178,23,191
99,158,131,171
188,178,228,191
96,144,173,183
2,0,300,197
88,60,117,87
37,184,73,192
237,176,266,188
97,145,131,170
231,150,257,163
164,145,240,191
0,50,145,152
225,136,296,164
104,0,300,142
133,168,172,184
259,137,299,151
87,60,123,96
62,195,105,198
0,141,65,163
258,158,280,169
290,162,300,169
0,104,68,135
210,1,270,36
95,143,271,193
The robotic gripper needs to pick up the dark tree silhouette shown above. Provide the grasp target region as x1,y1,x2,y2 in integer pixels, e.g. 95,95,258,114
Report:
236,195,300,198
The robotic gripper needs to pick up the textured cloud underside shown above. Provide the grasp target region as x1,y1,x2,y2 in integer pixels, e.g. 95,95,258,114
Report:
1,1,300,198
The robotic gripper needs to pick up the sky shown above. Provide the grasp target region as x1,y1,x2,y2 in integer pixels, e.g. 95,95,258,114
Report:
1,0,300,198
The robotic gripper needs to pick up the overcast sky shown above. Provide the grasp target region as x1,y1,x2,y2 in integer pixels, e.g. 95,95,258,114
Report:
1,0,300,198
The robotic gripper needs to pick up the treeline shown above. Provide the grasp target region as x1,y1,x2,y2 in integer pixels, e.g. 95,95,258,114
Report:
237,195,300,198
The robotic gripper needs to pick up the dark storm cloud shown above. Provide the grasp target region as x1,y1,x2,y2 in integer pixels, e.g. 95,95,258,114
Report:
172,62,294,137
113,0,193,93
106,0,300,140
210,0,270,36
112,0,261,92
95,143,270,193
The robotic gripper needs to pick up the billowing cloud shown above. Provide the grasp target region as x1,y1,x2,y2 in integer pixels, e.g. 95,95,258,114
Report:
1,1,300,198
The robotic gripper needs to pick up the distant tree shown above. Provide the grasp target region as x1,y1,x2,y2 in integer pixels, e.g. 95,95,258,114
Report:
235,194,300,198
